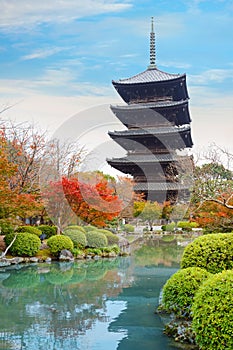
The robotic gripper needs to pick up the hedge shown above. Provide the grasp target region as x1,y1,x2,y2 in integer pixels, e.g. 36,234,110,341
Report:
122,224,134,233
64,229,87,249
97,229,119,246
192,270,233,350
160,267,211,317
37,225,57,238
0,222,14,235
64,225,86,233
86,231,108,248
4,232,41,257
47,235,73,256
16,225,42,237
181,233,233,273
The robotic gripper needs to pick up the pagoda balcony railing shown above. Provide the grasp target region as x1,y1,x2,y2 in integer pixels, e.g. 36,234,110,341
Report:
129,96,173,105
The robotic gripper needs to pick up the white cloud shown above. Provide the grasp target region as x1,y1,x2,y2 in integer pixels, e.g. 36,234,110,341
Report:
0,0,132,29
21,47,68,60
189,68,233,85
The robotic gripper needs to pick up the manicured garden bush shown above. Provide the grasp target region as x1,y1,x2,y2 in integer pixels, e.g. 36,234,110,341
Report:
37,225,57,238
16,225,42,237
83,225,97,232
64,225,86,233
97,229,119,245
86,231,108,248
181,233,233,273
177,221,198,231
4,232,41,257
64,229,87,249
122,224,134,233
192,270,233,350
47,235,74,256
161,222,176,232
0,222,14,235
160,267,211,317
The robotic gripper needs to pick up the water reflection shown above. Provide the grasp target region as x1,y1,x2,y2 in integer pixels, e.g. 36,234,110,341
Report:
0,239,186,350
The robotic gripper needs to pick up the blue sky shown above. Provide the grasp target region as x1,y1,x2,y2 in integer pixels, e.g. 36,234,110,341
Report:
1,0,233,157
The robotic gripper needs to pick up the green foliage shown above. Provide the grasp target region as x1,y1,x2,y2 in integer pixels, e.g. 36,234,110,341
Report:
161,267,211,317
177,221,198,231
192,270,233,350
64,225,86,233
86,248,102,255
86,231,108,248
71,248,84,257
97,229,119,245
47,235,74,256
16,225,42,237
0,222,14,235
181,233,233,273
122,224,134,233
4,232,41,257
37,225,57,238
64,229,87,249
83,225,97,232
161,222,176,232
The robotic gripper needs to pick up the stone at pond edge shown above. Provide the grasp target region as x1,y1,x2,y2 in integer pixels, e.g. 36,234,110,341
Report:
59,249,74,261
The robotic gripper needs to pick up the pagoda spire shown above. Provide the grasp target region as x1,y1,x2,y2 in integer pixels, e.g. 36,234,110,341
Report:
148,17,156,69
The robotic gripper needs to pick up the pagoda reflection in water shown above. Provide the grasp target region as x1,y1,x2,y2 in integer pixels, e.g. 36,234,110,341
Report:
107,18,193,203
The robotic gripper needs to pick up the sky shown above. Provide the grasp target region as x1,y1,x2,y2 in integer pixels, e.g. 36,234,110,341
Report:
1,0,233,163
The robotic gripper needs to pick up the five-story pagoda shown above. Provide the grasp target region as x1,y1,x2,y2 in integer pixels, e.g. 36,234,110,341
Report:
107,18,193,203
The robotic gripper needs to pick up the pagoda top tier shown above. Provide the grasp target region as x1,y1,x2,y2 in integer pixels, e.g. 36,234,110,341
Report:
113,67,184,85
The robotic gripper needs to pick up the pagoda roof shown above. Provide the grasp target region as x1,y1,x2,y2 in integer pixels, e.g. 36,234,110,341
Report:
113,68,184,85
134,182,190,191
111,99,189,111
107,153,189,164
109,125,191,137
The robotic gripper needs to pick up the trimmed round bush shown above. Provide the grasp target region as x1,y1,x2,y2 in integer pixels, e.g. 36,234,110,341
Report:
97,229,119,246
123,224,134,233
86,231,108,248
4,232,41,257
64,225,86,233
0,222,14,235
37,225,57,238
192,270,233,350
16,225,42,237
161,267,211,317
47,235,74,256
161,222,176,232
83,225,97,232
64,229,87,249
177,221,198,231
181,233,233,273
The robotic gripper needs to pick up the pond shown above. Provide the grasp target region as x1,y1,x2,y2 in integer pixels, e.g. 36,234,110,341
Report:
0,238,188,350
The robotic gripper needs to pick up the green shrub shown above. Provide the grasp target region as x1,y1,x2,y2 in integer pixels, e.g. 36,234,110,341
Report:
192,270,233,350
162,222,176,232
83,225,97,232
122,224,134,233
4,232,41,257
64,225,86,233
71,248,84,257
0,222,14,235
64,229,87,249
97,229,119,246
16,225,42,237
181,233,233,273
47,235,74,256
86,231,108,248
37,225,57,238
160,267,211,317
177,221,198,231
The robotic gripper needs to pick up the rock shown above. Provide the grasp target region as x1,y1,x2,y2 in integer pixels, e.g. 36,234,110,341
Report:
59,249,74,261
30,257,39,263
11,257,24,264
0,260,11,267
45,257,52,263
108,252,117,258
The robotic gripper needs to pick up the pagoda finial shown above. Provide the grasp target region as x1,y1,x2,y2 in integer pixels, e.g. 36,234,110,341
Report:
148,16,156,69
